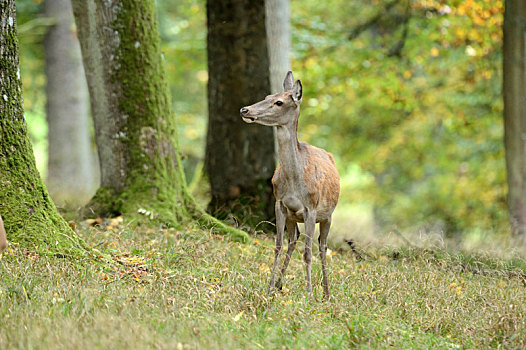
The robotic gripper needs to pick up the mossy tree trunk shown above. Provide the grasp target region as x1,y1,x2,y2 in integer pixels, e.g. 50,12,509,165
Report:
0,0,87,256
503,0,526,237
71,0,248,241
206,0,276,227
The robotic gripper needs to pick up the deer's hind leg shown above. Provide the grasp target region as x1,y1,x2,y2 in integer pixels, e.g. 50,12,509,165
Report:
304,209,317,298
276,220,299,290
319,217,331,300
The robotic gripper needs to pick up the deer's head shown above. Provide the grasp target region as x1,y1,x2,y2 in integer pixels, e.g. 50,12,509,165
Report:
240,71,302,127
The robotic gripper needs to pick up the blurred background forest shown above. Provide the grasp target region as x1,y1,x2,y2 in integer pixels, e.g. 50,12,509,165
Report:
17,0,505,242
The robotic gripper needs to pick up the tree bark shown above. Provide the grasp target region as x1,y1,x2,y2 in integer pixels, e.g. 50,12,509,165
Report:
265,0,291,94
0,0,86,255
206,0,276,225
503,0,526,236
71,0,248,241
44,0,97,206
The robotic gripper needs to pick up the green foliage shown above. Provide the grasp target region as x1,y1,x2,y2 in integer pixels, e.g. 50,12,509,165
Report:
16,0,48,176
291,0,506,234
157,0,208,181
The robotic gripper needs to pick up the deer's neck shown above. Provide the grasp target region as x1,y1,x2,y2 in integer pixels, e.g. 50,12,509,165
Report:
276,118,302,182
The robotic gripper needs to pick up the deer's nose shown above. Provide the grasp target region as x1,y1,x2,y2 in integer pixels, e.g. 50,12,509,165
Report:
240,107,249,116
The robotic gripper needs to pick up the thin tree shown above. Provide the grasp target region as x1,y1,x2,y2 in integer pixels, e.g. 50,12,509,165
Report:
265,0,291,94
503,0,526,236
206,0,276,225
70,0,247,241
44,0,96,206
0,0,87,255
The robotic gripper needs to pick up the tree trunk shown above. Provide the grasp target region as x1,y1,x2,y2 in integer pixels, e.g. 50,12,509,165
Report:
206,0,276,226
265,0,291,94
44,0,97,206
71,0,248,241
503,0,526,236
0,0,87,255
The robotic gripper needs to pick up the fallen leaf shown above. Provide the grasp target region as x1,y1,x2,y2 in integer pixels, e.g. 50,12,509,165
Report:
233,311,244,322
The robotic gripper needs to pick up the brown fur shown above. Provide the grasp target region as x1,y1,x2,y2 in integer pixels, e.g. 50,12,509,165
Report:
0,214,8,252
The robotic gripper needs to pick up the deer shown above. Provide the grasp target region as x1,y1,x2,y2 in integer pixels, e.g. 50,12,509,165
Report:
240,71,340,300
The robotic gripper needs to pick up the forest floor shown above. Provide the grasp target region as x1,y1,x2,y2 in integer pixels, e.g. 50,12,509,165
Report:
1,218,526,349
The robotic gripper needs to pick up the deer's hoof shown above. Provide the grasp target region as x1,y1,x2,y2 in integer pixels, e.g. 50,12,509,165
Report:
275,280,283,291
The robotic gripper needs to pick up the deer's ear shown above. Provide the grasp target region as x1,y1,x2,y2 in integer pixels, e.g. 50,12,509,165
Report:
292,79,302,103
283,71,294,91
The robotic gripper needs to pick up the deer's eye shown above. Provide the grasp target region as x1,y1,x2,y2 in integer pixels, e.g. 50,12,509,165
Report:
275,101,283,106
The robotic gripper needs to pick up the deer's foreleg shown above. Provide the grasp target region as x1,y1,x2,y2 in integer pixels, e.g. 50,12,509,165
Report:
276,220,299,290
269,200,286,293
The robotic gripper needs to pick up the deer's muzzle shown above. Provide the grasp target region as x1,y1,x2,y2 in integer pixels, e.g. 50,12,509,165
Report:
240,107,257,123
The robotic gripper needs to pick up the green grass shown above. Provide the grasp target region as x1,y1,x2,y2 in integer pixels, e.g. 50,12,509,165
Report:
1,221,526,349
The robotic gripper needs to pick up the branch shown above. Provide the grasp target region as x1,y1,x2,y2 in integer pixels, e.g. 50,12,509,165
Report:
348,0,401,40
18,17,56,35
387,2,411,58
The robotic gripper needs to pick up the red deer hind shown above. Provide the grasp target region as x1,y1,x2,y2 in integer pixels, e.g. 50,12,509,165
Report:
240,71,340,300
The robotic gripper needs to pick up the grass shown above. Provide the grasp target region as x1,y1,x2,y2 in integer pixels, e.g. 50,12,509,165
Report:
1,219,526,349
